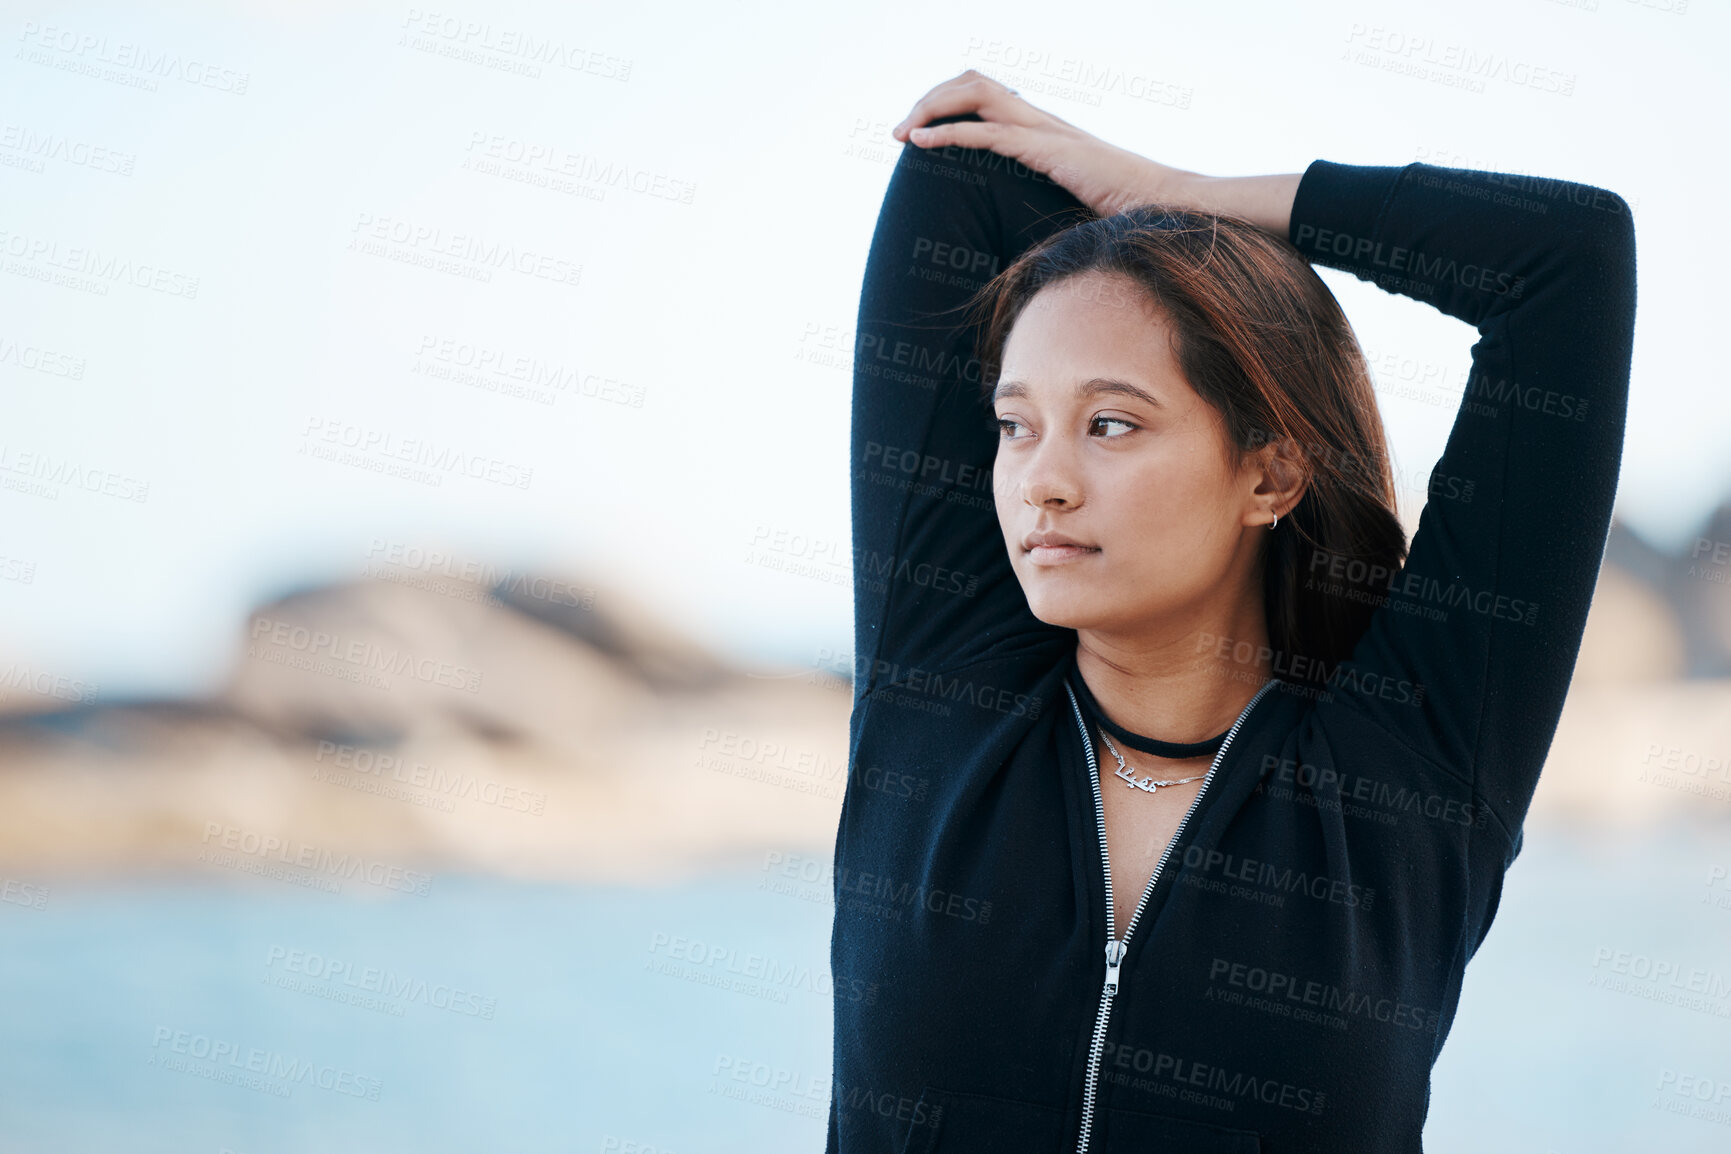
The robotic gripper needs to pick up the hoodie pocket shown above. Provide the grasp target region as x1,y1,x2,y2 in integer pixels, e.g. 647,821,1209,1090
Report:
1100,1102,1262,1151
898,1085,1068,1154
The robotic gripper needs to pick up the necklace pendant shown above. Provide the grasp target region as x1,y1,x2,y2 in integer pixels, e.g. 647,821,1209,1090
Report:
1115,765,1163,793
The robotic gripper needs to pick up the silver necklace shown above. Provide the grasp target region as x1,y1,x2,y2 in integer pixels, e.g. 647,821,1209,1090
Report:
1099,728,1208,793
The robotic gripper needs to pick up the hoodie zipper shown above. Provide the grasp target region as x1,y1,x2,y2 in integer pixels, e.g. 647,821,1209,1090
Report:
1065,675,1279,1154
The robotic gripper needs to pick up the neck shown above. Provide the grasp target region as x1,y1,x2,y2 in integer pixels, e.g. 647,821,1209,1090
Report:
1074,605,1272,745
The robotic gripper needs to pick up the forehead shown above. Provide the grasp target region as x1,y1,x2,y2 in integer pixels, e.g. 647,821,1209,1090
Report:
994,272,1177,404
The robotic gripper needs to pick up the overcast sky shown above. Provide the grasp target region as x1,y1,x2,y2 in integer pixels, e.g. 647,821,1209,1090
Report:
1,0,1723,704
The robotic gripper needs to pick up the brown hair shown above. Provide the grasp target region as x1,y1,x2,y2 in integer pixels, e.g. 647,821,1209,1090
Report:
962,204,1407,685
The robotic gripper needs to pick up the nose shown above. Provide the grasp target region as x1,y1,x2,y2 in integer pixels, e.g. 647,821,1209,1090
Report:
1016,436,1083,509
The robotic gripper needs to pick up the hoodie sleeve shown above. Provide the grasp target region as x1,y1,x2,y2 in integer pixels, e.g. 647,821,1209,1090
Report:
849,121,1090,694
1291,159,1638,837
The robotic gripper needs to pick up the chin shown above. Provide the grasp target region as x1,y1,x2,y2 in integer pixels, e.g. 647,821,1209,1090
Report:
1019,576,1109,630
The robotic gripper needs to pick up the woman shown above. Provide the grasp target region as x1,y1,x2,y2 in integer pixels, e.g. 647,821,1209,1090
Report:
831,71,1636,1153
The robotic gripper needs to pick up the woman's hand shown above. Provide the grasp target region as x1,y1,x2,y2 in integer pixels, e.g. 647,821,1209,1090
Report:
891,70,1188,219
891,71,1303,239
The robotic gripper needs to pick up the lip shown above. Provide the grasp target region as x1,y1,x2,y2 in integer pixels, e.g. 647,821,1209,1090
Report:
1022,530,1100,565
1023,530,1094,551
1026,544,1100,565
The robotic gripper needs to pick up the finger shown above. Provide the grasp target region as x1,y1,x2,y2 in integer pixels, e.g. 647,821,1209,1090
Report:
893,72,1016,138
905,118,1015,154
892,71,1023,140
888,72,971,139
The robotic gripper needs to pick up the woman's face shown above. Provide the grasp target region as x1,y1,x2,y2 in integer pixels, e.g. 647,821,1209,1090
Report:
992,270,1269,634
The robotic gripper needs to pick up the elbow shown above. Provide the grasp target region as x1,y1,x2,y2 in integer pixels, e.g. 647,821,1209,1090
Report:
1595,187,1636,264
1576,186,1638,285
1543,184,1637,318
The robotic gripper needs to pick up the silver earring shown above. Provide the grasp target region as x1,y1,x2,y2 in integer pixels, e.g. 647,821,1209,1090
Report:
1269,513,1279,531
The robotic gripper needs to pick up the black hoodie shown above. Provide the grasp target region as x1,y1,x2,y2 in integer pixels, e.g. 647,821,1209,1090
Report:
829,119,1637,1153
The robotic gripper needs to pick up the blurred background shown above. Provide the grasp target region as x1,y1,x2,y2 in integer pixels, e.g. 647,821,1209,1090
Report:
1,0,1727,1151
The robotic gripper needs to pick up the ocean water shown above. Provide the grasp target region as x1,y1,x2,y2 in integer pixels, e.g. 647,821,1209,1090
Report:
1,822,1727,1153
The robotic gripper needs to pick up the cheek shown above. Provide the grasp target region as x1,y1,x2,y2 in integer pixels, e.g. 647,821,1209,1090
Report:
1103,456,1215,527
1097,456,1238,557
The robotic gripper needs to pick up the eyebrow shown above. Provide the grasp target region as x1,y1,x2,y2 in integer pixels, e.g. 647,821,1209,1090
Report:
991,377,1164,409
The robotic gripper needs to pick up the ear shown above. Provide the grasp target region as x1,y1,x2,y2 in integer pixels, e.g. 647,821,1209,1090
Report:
1244,436,1309,529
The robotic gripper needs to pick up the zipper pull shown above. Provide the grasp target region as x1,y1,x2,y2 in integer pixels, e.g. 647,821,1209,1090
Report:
1103,938,1126,995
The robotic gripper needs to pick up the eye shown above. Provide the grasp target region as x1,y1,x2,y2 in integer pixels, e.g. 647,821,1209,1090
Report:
1091,416,1137,437
996,417,1028,439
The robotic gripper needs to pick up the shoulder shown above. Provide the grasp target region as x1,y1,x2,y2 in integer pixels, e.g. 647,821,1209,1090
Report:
854,644,1074,750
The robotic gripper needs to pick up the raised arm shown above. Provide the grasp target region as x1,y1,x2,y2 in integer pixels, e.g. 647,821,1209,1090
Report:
1279,159,1637,837
849,115,1091,694
1108,152,1638,836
